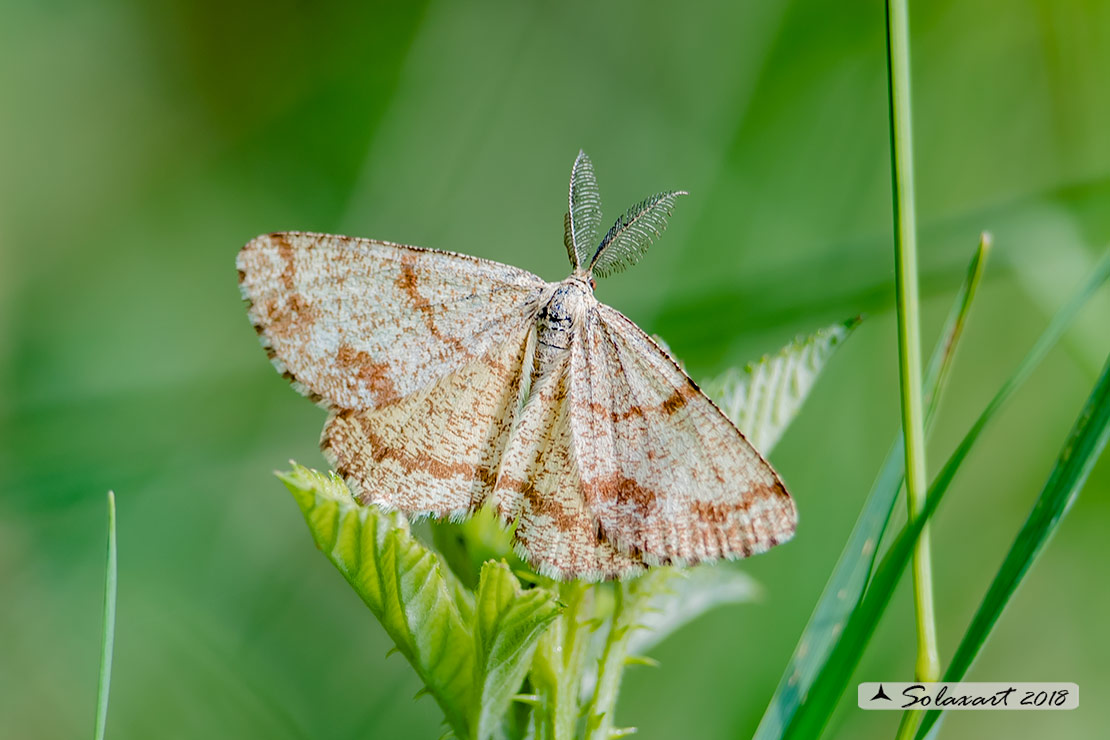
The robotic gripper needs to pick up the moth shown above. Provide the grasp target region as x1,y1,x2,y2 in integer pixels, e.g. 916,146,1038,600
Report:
237,151,796,581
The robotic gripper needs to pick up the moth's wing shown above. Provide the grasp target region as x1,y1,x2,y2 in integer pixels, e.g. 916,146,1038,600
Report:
323,329,535,517
570,303,797,567
237,232,550,409
491,348,646,581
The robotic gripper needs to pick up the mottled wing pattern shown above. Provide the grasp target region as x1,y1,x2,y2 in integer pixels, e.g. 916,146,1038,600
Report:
322,330,535,517
237,232,549,409
492,348,646,581
570,303,797,567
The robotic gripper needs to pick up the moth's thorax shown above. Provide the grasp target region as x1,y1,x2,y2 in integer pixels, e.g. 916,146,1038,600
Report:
533,276,593,374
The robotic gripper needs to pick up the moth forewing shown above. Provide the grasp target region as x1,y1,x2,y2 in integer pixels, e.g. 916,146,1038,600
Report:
236,232,548,411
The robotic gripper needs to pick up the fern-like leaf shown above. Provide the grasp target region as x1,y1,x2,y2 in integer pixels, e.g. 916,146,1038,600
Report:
702,317,860,453
565,150,602,270
589,191,686,278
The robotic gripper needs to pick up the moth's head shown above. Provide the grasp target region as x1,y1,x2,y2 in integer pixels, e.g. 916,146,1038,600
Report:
570,269,597,292
564,273,594,294
563,150,686,283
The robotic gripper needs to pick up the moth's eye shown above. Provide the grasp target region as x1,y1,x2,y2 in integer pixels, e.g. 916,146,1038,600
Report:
589,277,597,290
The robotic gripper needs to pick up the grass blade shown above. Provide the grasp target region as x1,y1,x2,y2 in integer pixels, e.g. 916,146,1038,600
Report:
914,352,1110,739
922,233,991,428
781,252,1110,739
753,237,989,740
94,491,118,740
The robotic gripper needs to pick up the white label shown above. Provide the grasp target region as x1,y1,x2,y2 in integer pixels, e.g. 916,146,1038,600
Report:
857,683,1078,710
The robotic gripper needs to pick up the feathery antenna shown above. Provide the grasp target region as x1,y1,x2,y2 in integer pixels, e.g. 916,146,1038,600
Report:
565,151,602,270
589,191,686,278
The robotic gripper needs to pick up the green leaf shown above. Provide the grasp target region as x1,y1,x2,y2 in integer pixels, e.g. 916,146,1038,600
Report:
703,317,860,453
589,191,686,278
280,465,475,739
94,491,117,740
779,253,1110,740
915,351,1110,739
565,150,602,271
471,561,561,740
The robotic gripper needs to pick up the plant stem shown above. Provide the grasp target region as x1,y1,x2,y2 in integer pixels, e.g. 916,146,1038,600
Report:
555,583,590,740
94,491,118,740
884,0,940,691
586,583,629,740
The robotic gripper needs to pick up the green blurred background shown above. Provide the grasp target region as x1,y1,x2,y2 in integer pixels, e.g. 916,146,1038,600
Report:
2,0,1108,738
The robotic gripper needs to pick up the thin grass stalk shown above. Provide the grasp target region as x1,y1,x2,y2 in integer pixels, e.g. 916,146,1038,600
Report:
922,233,991,428
884,0,940,694
894,233,990,740
94,491,118,740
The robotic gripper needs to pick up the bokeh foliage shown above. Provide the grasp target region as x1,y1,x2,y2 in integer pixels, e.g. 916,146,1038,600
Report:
2,1,1108,739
